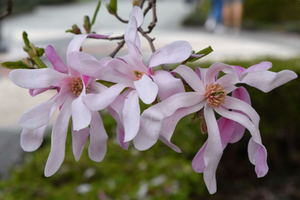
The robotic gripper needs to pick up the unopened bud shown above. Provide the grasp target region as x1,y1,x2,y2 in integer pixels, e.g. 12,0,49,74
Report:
132,0,139,6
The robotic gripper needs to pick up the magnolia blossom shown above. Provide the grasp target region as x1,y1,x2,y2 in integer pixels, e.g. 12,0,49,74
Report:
69,6,192,143
9,34,111,177
133,62,297,194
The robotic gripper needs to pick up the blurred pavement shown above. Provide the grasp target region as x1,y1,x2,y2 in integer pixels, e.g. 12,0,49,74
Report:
0,0,300,177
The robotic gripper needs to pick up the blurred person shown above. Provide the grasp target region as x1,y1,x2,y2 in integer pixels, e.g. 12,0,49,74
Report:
204,0,224,34
222,0,244,36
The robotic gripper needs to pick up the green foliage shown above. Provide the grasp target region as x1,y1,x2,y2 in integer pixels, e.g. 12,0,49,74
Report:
91,1,101,27
185,46,213,63
1,57,300,199
1,60,30,69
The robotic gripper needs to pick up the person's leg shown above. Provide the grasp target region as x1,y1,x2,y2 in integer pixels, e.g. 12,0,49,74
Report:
222,2,232,27
215,0,223,24
232,1,243,28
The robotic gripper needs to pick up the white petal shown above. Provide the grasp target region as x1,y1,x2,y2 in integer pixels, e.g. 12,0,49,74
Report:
20,125,47,152
44,96,73,177
89,111,108,162
134,74,158,104
72,127,90,161
9,68,70,89
123,90,140,142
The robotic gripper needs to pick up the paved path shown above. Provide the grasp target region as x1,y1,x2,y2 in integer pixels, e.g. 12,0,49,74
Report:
0,0,300,177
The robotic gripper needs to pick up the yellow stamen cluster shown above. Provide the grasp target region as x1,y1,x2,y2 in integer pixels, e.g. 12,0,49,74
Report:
133,70,146,81
204,83,226,108
69,77,89,97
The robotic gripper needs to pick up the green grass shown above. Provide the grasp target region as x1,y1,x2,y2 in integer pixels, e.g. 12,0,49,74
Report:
1,57,300,200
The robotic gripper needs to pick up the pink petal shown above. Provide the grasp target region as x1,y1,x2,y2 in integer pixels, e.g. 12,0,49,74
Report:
125,6,143,47
123,90,140,142
229,87,251,143
192,142,208,173
116,126,130,150
148,41,192,68
215,106,268,177
248,138,269,177
240,61,272,80
9,68,70,89
71,95,91,131
29,88,51,97
133,92,205,150
18,90,69,129
83,83,127,111
20,125,47,152
215,73,239,93
202,105,223,194
160,103,204,152
126,42,146,71
44,96,73,177
152,70,185,101
222,96,260,128
72,127,90,161
204,62,235,85
218,117,235,149
89,111,108,162
134,74,158,104
241,70,298,93
173,65,205,93
45,45,68,74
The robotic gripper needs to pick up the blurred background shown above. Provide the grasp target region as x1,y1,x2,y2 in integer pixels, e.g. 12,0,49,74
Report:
0,0,300,199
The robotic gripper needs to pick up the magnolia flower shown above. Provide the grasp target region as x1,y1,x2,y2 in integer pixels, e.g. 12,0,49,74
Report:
9,34,111,177
133,62,297,194
69,6,192,143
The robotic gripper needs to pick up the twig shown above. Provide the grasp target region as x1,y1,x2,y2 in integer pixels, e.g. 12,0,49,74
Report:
138,0,146,8
109,39,125,58
138,27,156,53
0,0,12,20
114,14,128,23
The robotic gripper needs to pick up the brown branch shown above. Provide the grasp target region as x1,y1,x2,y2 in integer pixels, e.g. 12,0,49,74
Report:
138,27,156,53
143,0,157,34
109,39,125,58
138,0,146,9
0,0,12,20
114,14,128,24
88,34,124,40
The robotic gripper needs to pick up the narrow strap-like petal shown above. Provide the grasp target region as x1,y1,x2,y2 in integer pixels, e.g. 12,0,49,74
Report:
133,92,204,150
18,87,70,129
123,90,140,142
240,61,272,80
20,125,47,152
159,103,204,153
44,96,73,177
204,62,235,85
173,65,205,93
203,105,223,194
9,68,70,89
72,127,90,161
134,74,158,104
152,70,185,101
215,106,268,177
222,96,260,128
83,83,127,111
149,41,192,68
248,138,269,177
89,111,108,162
71,87,92,131
45,45,68,74
241,70,298,93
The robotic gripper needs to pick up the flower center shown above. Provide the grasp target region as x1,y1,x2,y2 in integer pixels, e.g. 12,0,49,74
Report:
134,70,146,81
204,83,226,108
69,77,89,97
